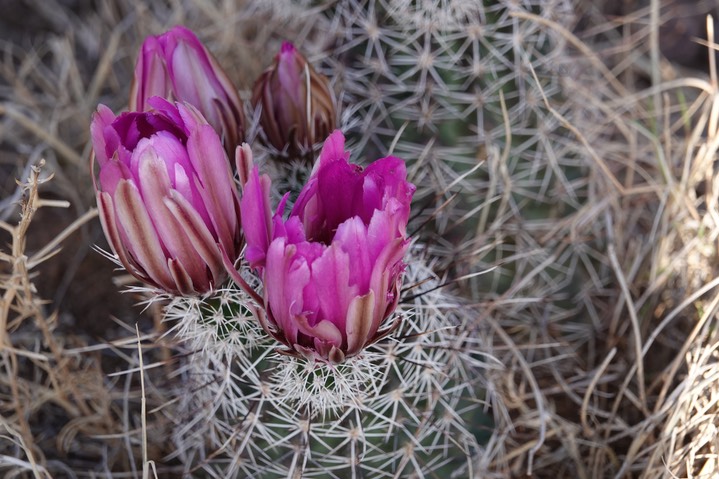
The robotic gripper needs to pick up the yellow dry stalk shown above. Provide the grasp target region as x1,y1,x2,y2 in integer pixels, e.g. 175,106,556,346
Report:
0,159,53,477
0,160,52,342
0,160,98,478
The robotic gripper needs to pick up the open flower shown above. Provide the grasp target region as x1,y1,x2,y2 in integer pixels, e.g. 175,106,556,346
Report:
238,130,415,362
130,25,245,157
252,41,336,157
91,97,242,296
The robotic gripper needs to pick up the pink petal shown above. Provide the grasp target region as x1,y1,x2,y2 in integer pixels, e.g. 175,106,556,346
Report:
235,143,253,188
279,215,306,245
345,291,376,355
240,166,273,268
363,156,415,228
168,257,199,295
164,190,226,289
97,191,150,285
185,123,239,251
163,26,241,112
113,180,174,290
137,131,191,185
265,239,306,346
165,35,221,129
313,159,367,239
365,206,398,262
90,105,119,167
134,145,207,283
130,36,171,111
315,129,348,173
291,178,319,234
332,216,371,289
367,237,408,334
97,159,131,198
294,316,343,349
147,97,185,128
276,46,304,113
310,243,357,335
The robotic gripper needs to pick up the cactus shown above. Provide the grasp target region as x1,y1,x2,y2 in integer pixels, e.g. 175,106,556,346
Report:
153,1,591,475
164,247,490,478
268,1,612,474
307,0,579,271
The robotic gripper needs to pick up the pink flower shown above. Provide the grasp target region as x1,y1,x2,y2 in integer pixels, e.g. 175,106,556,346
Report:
130,26,245,157
238,131,415,362
91,97,242,295
252,41,336,157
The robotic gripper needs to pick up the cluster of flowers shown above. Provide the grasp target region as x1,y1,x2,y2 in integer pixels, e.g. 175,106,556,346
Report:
91,27,415,363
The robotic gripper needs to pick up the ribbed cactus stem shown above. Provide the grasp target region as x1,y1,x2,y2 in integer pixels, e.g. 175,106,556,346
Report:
166,247,491,477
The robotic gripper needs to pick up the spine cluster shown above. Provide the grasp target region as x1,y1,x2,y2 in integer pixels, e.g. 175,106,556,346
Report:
167,249,489,477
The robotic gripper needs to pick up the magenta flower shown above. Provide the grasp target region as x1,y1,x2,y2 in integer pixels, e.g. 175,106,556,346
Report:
130,26,245,157
238,131,415,362
91,97,242,296
252,41,336,157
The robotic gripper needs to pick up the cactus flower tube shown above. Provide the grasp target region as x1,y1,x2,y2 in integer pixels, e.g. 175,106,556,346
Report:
252,41,336,157
130,26,245,157
238,131,415,363
91,97,242,296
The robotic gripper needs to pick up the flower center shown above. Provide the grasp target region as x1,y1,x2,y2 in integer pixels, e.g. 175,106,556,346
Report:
114,111,188,151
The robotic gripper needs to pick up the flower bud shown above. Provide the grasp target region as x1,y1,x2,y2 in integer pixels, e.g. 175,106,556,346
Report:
252,42,336,157
239,131,415,362
91,97,242,296
130,26,245,157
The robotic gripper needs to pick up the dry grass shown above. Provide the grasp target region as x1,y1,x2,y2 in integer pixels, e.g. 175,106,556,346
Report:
478,3,719,477
1,0,719,478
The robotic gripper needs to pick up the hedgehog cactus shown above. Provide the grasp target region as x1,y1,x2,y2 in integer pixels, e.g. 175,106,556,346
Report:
158,132,488,477
295,4,613,475
312,0,578,270
88,2,588,474
165,248,488,478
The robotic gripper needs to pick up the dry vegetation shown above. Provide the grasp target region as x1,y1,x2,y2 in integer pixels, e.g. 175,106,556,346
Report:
1,0,719,478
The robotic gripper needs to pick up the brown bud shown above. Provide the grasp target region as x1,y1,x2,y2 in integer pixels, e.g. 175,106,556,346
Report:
252,42,336,158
